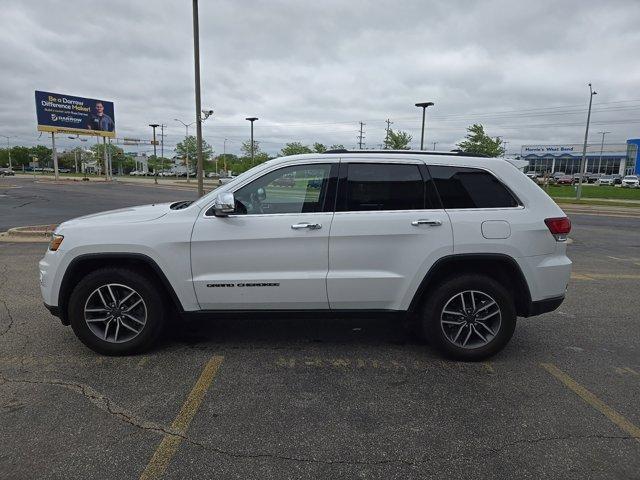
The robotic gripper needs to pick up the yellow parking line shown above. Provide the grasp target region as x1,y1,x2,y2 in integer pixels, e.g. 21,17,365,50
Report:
571,273,594,281
540,363,640,442
571,273,640,281
139,355,224,480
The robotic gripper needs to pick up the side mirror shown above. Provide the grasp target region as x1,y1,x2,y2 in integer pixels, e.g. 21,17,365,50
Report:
213,192,235,216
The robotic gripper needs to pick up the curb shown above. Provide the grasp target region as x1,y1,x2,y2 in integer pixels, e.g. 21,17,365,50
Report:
0,224,57,243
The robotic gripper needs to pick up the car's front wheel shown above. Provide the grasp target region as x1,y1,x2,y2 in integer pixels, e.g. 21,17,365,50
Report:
68,267,166,355
422,274,516,361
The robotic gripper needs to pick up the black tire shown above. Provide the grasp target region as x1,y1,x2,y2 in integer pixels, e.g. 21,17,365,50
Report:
422,274,516,361
68,267,166,355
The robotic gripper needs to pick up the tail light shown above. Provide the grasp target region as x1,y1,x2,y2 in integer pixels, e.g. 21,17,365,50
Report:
545,217,571,242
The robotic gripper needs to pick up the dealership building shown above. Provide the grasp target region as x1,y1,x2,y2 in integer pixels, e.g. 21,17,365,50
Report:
522,138,640,176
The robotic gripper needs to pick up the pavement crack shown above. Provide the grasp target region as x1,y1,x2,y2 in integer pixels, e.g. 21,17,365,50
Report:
0,373,179,438
181,437,425,468
0,263,13,337
0,299,14,337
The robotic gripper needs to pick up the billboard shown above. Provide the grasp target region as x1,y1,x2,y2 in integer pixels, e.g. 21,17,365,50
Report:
35,91,115,138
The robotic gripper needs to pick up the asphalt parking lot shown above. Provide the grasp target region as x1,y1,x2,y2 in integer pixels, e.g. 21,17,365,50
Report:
1,177,639,479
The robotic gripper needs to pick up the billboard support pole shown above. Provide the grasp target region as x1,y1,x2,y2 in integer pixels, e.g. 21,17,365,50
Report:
103,137,108,180
51,133,59,181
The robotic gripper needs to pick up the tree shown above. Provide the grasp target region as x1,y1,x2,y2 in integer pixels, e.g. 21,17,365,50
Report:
313,142,326,153
90,143,127,171
457,124,505,157
384,129,412,150
240,140,261,159
280,142,312,156
175,135,213,162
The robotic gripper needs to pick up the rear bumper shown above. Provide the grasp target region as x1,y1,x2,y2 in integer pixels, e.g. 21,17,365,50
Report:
526,295,565,316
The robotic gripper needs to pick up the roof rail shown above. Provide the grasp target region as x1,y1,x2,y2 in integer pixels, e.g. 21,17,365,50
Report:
322,149,489,158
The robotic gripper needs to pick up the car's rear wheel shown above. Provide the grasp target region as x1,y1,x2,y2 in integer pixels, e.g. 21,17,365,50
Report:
68,268,166,355
422,274,516,361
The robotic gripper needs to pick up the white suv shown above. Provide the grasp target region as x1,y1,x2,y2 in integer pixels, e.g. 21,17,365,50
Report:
39,151,572,360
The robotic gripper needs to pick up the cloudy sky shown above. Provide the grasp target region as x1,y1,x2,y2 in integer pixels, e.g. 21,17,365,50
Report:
1,0,639,157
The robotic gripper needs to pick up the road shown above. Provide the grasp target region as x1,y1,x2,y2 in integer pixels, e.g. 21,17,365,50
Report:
1,177,639,479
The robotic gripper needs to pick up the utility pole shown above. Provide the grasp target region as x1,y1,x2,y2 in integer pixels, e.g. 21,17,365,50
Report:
160,124,166,174
246,117,258,164
358,122,365,149
223,138,228,174
384,119,393,149
597,131,610,174
192,0,205,196
576,83,597,200
432,142,437,151
0,135,14,169
415,101,434,150
502,141,509,158
149,124,159,177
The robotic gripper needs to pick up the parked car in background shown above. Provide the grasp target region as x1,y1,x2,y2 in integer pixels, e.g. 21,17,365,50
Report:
206,172,220,178
556,175,574,185
0,168,15,176
552,172,566,180
272,174,296,187
587,173,602,183
58,168,71,174
596,175,615,186
621,175,639,188
525,171,537,180
612,174,623,185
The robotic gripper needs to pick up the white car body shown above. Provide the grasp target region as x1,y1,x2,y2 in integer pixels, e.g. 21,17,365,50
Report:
41,152,571,315
621,175,639,188
39,151,571,358
596,176,614,186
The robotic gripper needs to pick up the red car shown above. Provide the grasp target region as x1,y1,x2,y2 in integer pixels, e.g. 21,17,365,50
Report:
556,175,574,185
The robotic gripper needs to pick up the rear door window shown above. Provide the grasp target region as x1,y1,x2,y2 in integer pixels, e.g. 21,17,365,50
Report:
339,163,426,211
428,166,519,209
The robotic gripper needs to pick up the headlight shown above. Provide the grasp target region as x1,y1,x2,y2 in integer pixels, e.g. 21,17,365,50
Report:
49,234,64,251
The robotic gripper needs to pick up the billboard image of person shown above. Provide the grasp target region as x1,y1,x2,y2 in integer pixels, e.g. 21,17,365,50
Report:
35,91,115,138
87,101,114,132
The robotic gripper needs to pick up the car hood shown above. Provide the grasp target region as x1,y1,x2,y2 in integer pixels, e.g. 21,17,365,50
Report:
60,202,173,228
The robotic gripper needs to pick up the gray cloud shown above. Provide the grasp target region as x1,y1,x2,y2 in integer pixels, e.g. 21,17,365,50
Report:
1,0,639,156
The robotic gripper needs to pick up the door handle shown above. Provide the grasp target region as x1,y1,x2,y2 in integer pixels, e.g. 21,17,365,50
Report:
411,219,442,226
291,222,322,230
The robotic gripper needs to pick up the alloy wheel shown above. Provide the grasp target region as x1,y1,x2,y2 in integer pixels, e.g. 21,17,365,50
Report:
440,290,502,349
83,283,147,343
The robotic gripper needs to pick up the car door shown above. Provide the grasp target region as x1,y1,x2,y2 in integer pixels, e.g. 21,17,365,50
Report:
191,160,338,310
327,159,454,311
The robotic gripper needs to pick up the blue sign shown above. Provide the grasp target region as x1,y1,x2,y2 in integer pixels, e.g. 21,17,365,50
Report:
35,91,115,137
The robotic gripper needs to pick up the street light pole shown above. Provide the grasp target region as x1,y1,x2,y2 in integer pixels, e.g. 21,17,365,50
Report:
415,102,434,150
597,131,610,174
175,119,195,183
576,83,597,200
192,0,205,197
246,117,258,164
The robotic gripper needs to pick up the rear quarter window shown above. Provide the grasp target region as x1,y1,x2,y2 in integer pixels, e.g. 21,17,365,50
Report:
428,166,519,209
